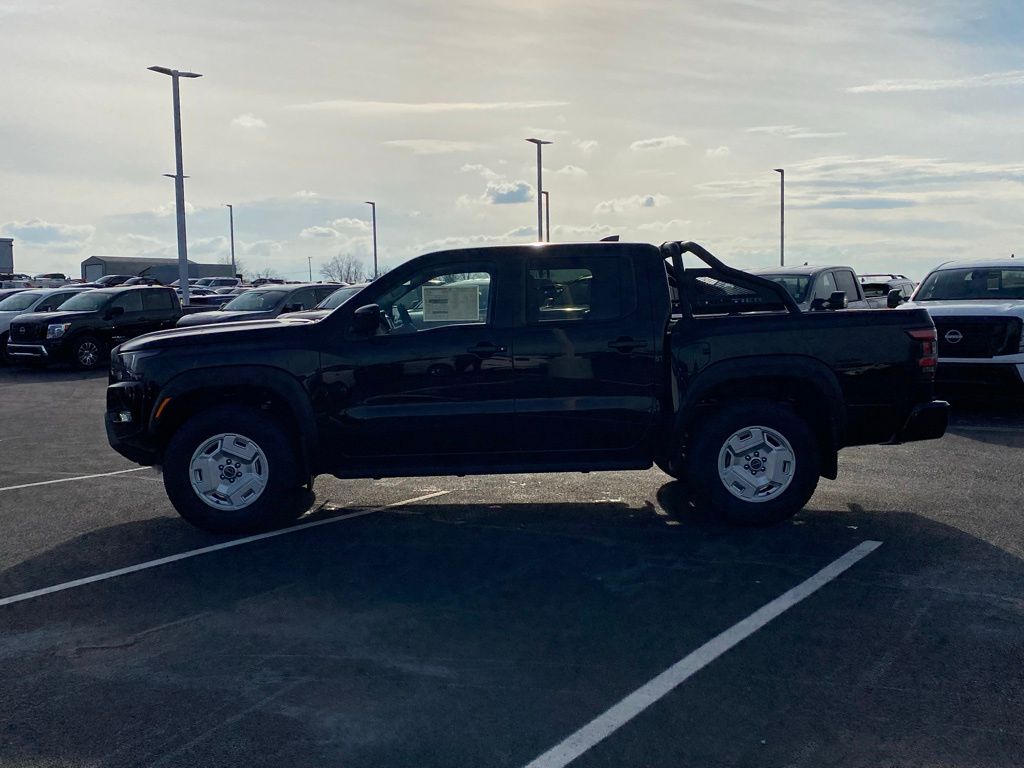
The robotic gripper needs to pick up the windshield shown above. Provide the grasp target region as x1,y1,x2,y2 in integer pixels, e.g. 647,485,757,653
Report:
58,291,113,311
915,267,1024,301
318,286,362,310
222,290,288,311
0,292,43,311
758,274,813,303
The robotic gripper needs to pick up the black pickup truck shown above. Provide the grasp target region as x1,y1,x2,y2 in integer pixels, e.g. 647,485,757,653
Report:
106,241,948,532
9,286,181,369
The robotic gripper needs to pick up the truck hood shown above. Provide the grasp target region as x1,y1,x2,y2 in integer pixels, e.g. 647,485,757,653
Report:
176,309,277,327
9,310,95,327
119,318,299,353
902,300,1024,318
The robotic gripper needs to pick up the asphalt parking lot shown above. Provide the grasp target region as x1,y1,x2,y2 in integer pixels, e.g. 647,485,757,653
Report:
1,365,1023,767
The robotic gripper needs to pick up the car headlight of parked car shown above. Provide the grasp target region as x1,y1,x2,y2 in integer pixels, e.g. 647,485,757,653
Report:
112,350,160,382
46,323,72,339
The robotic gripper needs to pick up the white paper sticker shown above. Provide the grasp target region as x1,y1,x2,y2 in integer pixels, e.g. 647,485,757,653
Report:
421,284,481,322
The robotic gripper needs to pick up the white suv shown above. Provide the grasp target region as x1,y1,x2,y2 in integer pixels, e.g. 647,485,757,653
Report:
902,258,1024,396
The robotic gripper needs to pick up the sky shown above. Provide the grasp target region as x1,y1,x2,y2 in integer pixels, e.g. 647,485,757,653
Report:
1,0,1023,282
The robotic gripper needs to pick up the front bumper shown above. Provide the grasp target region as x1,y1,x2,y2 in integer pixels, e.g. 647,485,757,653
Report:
6,338,72,362
890,400,950,444
105,382,160,465
935,362,1024,395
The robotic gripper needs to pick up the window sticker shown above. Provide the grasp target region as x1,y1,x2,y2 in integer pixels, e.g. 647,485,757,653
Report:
422,284,481,322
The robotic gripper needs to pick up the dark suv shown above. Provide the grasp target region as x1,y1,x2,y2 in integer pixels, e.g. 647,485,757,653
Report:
176,284,338,327
8,286,181,369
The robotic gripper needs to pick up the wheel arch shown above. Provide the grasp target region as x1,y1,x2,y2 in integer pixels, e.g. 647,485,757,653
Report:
150,365,319,476
672,356,845,479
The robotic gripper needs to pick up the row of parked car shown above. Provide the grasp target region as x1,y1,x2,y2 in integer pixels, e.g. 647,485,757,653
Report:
0,281,366,368
4,253,1023,400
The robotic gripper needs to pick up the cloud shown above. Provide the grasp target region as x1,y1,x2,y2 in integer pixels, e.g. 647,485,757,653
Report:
706,146,730,158
747,125,846,140
460,163,502,181
629,135,688,151
385,139,480,154
637,218,693,233
0,218,94,250
288,99,568,114
794,197,918,210
329,217,370,231
553,164,587,177
239,240,284,259
551,223,616,239
572,138,599,154
293,190,318,198
594,194,670,215
152,201,196,216
231,113,266,129
300,225,341,239
849,69,1024,93
483,180,534,204
525,127,571,137
417,226,536,252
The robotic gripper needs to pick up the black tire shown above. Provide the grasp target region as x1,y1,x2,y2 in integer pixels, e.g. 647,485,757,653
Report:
71,335,105,370
163,405,307,533
654,453,683,480
0,332,8,365
685,399,819,526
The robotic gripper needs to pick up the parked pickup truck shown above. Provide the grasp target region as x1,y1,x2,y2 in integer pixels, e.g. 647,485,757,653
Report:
8,285,181,369
901,257,1024,397
106,241,948,533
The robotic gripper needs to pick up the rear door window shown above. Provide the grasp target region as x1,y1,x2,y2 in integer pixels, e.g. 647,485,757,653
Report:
525,256,636,323
143,290,174,312
110,290,143,313
833,270,860,300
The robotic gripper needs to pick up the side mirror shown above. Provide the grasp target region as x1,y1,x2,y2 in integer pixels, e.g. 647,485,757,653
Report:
887,289,903,309
105,306,125,320
352,303,382,335
827,291,848,310
810,297,827,312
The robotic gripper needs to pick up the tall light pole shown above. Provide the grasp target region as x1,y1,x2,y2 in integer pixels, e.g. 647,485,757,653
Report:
364,201,378,278
307,255,313,281
224,204,236,278
149,65,202,304
526,138,552,243
541,190,551,242
773,168,785,266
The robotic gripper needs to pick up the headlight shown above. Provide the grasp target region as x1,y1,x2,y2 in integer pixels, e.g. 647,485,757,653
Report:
46,323,72,339
113,350,160,381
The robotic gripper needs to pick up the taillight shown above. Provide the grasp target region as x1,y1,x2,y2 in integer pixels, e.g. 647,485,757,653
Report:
907,328,937,376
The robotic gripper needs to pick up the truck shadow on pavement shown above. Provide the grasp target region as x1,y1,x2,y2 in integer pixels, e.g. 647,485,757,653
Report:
1,495,1022,768
0,365,108,383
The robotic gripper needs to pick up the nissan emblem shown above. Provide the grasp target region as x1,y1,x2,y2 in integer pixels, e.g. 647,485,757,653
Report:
944,329,963,344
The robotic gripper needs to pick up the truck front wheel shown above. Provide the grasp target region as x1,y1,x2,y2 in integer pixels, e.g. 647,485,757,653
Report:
687,399,819,525
163,405,308,533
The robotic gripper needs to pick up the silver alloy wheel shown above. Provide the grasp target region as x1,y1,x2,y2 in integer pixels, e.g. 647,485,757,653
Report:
188,432,269,511
76,340,100,367
717,425,796,503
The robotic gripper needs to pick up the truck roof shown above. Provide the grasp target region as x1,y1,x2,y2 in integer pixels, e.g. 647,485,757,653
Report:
749,265,853,276
930,257,1022,271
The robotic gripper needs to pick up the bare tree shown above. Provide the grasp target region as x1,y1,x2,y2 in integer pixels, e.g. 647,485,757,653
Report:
220,254,246,279
252,266,281,280
320,253,366,283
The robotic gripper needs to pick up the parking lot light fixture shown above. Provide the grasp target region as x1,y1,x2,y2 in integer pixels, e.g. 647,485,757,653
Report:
773,168,784,266
526,138,552,243
224,204,236,278
149,66,202,304
364,201,378,278
541,190,551,242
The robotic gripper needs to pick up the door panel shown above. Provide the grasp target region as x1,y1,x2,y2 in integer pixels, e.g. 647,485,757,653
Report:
318,260,517,465
512,252,658,453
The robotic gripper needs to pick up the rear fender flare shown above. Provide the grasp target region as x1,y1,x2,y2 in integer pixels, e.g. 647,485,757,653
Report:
672,355,845,478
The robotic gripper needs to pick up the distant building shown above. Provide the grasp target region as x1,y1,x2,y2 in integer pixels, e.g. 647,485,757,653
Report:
80,255,234,283
0,238,13,273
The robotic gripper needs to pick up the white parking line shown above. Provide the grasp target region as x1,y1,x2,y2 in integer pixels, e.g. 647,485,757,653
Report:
0,467,149,493
522,540,882,768
0,490,451,608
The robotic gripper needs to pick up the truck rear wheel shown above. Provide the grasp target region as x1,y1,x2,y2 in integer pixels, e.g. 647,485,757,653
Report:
163,405,308,533
686,399,819,526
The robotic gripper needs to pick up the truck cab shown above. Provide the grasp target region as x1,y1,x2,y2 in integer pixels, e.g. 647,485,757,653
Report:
752,265,870,311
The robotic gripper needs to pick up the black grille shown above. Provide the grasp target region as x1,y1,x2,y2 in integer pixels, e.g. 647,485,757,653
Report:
11,322,45,342
934,316,1022,358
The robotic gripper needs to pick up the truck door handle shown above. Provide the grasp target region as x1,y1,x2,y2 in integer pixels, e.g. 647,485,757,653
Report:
608,337,648,352
467,342,505,355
